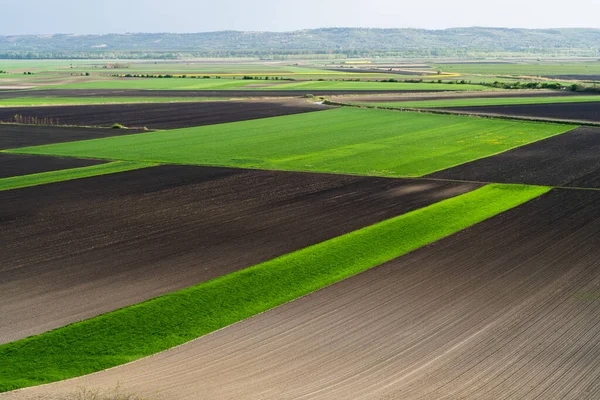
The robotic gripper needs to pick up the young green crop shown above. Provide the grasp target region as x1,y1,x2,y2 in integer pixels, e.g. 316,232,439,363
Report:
0,161,156,191
0,183,550,392
354,95,600,109
9,108,576,178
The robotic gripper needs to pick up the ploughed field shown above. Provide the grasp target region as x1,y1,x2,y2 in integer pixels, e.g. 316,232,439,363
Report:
0,154,105,179
0,165,478,343
0,125,144,149
0,99,328,130
13,189,600,400
444,101,600,123
429,127,600,188
2,96,600,399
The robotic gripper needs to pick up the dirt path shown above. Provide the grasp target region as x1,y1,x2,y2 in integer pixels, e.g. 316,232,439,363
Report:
6,189,600,400
0,166,477,343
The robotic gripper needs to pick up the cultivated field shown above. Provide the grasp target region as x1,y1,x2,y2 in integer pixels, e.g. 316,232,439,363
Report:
2,58,600,399
429,127,600,187
0,154,104,179
444,102,600,124
0,125,145,149
7,189,600,400
8,108,574,177
353,95,600,109
0,166,478,343
0,99,329,129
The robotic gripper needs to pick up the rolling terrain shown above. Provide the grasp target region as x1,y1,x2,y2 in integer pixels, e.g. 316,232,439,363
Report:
7,189,600,399
0,166,478,343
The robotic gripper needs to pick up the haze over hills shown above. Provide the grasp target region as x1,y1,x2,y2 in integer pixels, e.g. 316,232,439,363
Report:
2,27,600,59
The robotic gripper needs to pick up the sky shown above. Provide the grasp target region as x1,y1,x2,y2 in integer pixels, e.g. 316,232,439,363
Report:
2,0,600,35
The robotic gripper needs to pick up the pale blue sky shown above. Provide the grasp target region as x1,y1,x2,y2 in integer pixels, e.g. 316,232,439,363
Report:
3,0,599,35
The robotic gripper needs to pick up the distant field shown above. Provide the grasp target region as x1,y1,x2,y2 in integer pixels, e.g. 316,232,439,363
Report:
436,62,600,76
49,78,488,91
267,80,487,91
355,95,600,109
51,78,256,90
9,108,574,177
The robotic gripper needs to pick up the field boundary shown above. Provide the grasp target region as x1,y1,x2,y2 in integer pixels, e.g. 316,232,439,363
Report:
0,183,549,392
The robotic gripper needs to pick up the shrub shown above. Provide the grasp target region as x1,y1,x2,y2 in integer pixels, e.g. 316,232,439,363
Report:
111,123,126,129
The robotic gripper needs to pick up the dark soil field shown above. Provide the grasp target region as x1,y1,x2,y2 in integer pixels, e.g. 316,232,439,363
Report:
0,125,143,149
21,189,600,400
445,101,600,123
0,99,328,130
0,89,449,99
0,154,105,179
0,165,479,343
428,127,600,188
547,74,600,81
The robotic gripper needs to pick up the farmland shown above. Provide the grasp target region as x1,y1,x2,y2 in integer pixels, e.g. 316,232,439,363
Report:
444,101,600,124
0,99,329,129
22,188,600,400
0,167,480,344
0,184,546,391
0,154,104,178
351,94,600,109
2,56,600,400
7,108,574,177
428,127,600,188
0,125,145,149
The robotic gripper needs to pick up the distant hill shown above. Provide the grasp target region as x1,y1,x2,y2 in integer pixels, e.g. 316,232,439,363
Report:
2,27,600,59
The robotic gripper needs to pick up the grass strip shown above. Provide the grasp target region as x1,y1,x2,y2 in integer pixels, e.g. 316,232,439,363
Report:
6,108,575,178
0,183,550,392
0,161,156,191
356,95,600,109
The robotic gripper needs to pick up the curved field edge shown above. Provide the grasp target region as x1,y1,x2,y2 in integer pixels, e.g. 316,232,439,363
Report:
4,108,576,178
0,183,549,392
0,161,156,191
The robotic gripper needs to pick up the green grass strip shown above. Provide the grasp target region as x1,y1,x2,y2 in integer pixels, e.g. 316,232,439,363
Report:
356,95,600,109
0,183,549,392
0,161,156,191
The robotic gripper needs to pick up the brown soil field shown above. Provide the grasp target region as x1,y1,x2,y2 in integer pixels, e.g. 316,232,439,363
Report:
0,165,478,343
0,154,105,179
0,125,143,149
428,127,600,188
0,99,328,130
9,189,600,400
0,89,449,99
547,74,600,81
445,101,600,123
331,90,587,104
